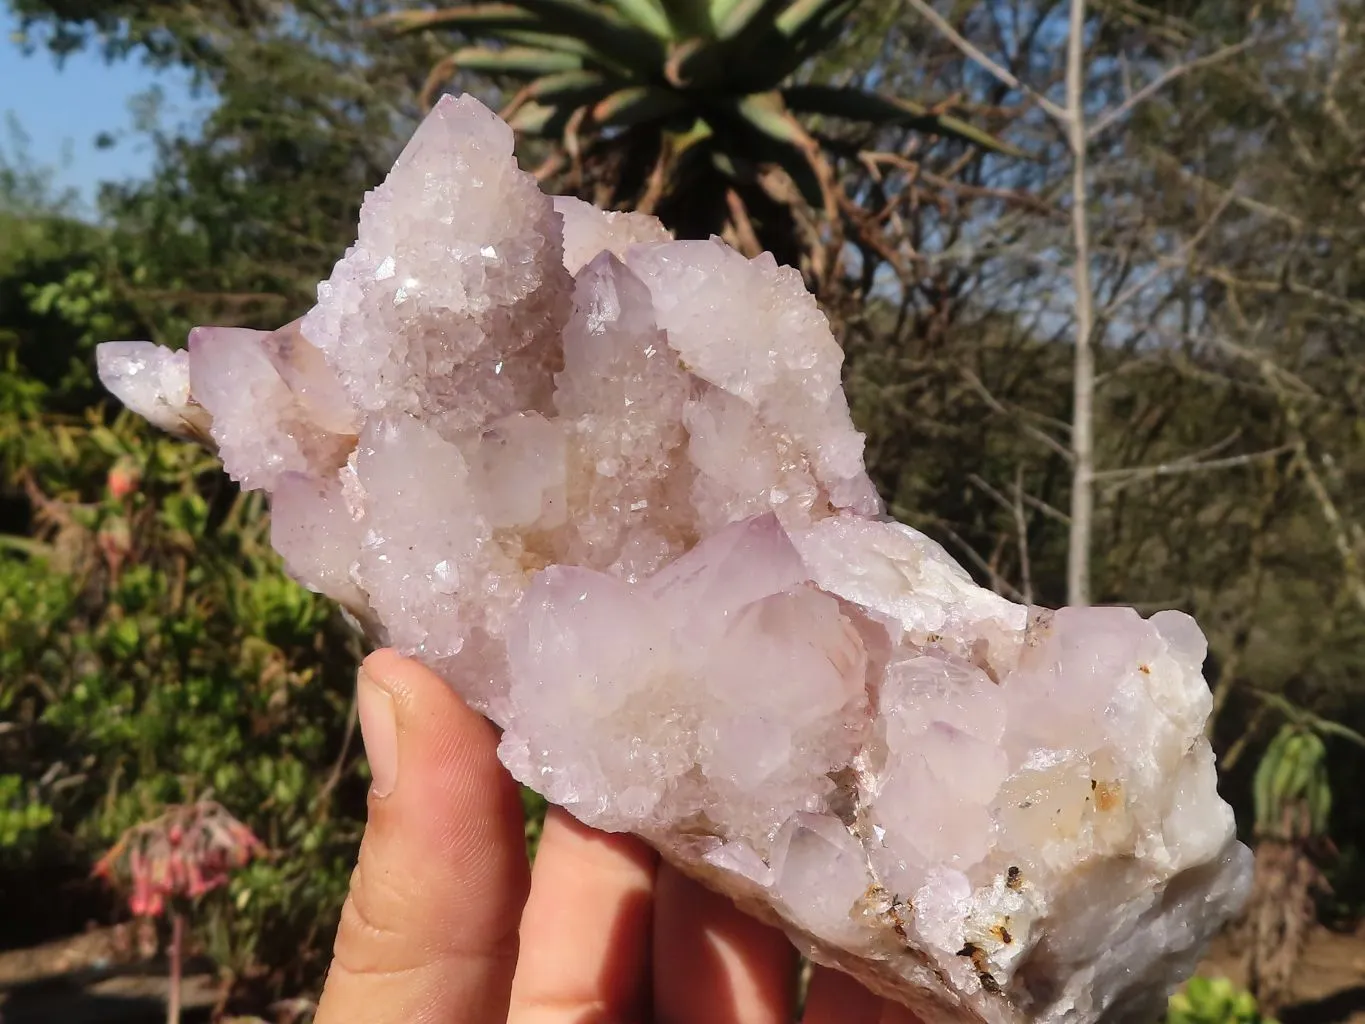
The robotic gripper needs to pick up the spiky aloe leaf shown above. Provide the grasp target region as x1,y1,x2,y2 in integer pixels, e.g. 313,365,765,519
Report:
506,0,665,68
782,84,1018,154
669,116,714,153
707,0,747,31
421,45,589,107
420,51,461,108
496,28,629,71
727,0,855,93
712,0,779,40
602,0,674,38
444,44,586,75
773,0,856,37
593,85,688,127
712,0,792,69
390,0,663,72
657,0,713,38
374,5,537,33
526,69,618,104
506,99,561,134
729,90,806,144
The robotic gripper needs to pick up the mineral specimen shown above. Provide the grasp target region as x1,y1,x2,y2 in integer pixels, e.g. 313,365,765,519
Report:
96,94,1251,1023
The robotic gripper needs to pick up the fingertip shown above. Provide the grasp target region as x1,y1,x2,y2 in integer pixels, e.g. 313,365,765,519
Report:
361,647,484,725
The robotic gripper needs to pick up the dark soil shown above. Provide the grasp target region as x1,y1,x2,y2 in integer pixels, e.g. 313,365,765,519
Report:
0,927,218,1024
0,923,1362,1022
1200,927,1365,1023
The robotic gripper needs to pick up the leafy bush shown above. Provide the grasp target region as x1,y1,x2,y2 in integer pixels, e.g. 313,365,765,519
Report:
0,164,367,995
1,400,369,980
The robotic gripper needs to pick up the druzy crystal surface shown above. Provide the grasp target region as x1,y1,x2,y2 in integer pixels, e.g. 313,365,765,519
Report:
97,95,1251,1023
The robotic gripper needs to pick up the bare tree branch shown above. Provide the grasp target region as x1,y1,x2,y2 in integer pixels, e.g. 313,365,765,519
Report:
1086,38,1256,142
1093,443,1295,489
960,368,1074,462
1102,187,1237,315
1292,445,1365,617
1146,148,1307,230
900,0,1068,123
967,471,1038,603
1013,467,1034,605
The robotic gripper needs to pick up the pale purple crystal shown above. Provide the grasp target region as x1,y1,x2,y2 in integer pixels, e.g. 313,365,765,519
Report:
96,94,1251,1023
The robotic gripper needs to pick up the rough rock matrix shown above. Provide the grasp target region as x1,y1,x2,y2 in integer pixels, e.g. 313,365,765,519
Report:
97,94,1251,1023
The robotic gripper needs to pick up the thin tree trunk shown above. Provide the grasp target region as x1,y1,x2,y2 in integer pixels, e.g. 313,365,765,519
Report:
1065,0,1096,607
166,911,184,1024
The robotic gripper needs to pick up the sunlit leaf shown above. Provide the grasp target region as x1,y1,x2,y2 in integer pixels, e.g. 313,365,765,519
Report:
782,84,1019,155
592,85,688,126
602,0,675,39
444,44,585,75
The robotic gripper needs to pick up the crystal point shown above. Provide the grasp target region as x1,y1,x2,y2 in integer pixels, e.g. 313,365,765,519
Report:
95,95,1251,1022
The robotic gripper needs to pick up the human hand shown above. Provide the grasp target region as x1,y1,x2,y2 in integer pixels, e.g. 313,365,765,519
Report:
314,650,922,1024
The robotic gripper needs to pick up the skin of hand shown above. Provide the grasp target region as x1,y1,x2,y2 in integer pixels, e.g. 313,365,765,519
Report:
313,649,923,1024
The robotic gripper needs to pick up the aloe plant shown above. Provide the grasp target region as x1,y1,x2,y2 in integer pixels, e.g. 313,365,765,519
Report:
1241,719,1356,1010
376,0,1010,271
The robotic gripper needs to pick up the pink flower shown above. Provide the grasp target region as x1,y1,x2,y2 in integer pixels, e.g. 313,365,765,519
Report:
92,801,265,919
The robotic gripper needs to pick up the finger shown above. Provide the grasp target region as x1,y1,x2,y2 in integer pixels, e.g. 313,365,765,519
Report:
508,807,658,1021
315,650,531,1024
653,865,798,1024
803,964,921,1024
879,1002,928,1024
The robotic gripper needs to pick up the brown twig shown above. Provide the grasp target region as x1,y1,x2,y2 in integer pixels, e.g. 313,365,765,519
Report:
724,189,763,258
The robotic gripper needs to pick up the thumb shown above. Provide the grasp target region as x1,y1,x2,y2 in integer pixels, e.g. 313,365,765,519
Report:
315,650,531,1024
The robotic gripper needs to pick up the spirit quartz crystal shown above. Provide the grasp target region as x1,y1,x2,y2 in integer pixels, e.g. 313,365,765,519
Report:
97,94,1251,1023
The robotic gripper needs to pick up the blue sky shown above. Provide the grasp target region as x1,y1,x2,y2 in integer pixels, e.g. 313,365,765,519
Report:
1,7,199,209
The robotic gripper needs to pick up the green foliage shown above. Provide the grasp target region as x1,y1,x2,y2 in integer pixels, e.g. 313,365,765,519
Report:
1167,976,1278,1024
0,396,367,978
0,47,380,991
522,785,549,859
0,773,56,850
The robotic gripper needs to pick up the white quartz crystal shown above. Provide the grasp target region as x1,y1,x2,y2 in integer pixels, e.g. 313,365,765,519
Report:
96,342,212,443
96,94,1251,1023
553,194,673,274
